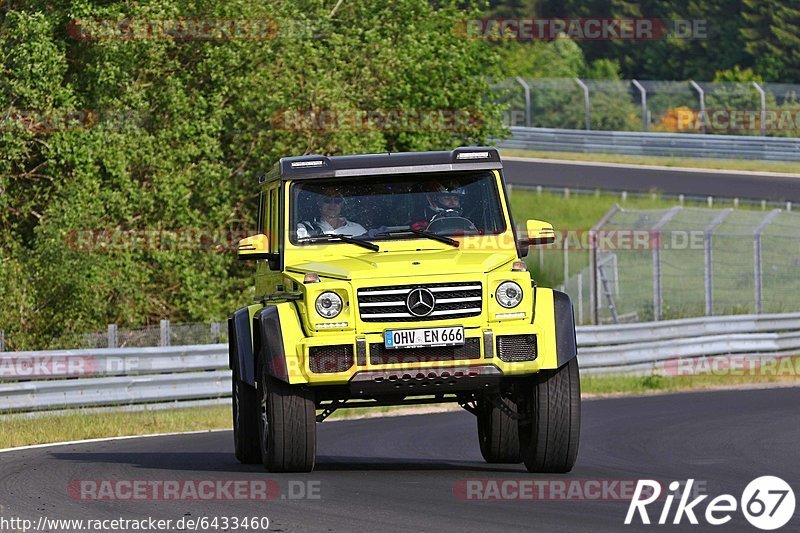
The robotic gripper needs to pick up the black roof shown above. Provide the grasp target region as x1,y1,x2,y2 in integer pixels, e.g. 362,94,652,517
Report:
261,147,503,182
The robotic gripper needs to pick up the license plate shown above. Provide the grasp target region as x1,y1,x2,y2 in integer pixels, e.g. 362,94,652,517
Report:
384,326,464,349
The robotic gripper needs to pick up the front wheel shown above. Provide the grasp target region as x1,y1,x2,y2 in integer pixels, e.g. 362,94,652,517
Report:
257,358,317,473
518,357,581,473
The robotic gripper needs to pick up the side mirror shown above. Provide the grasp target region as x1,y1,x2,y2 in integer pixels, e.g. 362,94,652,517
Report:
524,219,556,246
237,234,270,260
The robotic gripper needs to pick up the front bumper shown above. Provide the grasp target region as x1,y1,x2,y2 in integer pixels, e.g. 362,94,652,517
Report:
290,320,555,387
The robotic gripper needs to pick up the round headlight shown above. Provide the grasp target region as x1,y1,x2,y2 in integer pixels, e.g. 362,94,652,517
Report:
496,281,523,308
315,291,343,318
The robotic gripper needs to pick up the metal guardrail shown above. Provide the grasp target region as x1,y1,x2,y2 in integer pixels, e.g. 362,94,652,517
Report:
498,127,800,161
0,313,797,412
577,313,800,346
0,371,231,412
0,344,227,380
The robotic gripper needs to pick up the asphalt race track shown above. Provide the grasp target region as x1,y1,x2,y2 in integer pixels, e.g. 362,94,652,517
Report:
503,158,800,202
0,387,798,532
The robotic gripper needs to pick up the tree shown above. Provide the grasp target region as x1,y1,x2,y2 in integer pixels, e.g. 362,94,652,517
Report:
742,0,800,82
0,1,505,349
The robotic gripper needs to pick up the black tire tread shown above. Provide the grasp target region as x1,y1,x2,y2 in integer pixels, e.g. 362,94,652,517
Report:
258,357,316,473
266,376,316,472
521,357,581,473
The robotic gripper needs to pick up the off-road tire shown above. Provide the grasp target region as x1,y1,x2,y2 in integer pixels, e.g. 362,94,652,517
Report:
518,357,581,473
257,358,316,472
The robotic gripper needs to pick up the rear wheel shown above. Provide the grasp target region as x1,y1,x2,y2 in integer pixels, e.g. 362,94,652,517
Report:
518,357,581,473
232,368,261,464
257,357,316,472
476,395,522,463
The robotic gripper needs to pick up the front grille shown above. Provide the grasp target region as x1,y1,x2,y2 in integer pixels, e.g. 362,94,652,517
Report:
369,338,481,364
358,281,482,322
496,335,537,362
309,345,354,373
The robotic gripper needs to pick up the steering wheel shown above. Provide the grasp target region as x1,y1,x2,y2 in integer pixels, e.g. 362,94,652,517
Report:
426,216,479,236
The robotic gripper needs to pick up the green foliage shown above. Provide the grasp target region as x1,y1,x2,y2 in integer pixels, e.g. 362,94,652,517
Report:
490,0,799,82
0,1,504,350
713,66,762,83
742,0,800,82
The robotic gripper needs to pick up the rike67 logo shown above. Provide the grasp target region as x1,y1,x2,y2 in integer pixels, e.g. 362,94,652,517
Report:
626,477,796,530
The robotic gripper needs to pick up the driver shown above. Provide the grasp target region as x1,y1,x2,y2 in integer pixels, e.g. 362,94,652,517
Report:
297,188,367,238
410,182,468,231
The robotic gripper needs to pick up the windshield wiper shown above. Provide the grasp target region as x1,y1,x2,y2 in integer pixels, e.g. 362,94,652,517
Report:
375,229,459,248
297,234,380,252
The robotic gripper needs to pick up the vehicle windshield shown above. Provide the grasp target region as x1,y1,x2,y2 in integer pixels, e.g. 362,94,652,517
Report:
289,171,507,245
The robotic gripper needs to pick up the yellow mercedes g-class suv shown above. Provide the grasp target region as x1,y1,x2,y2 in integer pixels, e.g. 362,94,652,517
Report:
229,147,580,473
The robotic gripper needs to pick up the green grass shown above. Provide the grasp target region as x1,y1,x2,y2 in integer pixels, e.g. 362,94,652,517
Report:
0,405,232,450
501,148,800,174
582,364,800,395
3,365,797,450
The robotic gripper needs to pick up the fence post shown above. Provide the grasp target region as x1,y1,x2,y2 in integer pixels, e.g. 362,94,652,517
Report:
514,76,532,128
160,319,171,347
107,324,118,349
589,232,597,324
754,210,782,313
574,78,591,130
632,79,648,132
689,80,706,134
753,81,767,136
0,330,4,352
589,204,621,324
703,210,732,316
652,207,683,321
211,321,221,343
652,245,662,321
577,272,584,325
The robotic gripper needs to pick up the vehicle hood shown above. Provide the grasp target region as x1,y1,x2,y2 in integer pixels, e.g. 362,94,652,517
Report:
286,249,515,280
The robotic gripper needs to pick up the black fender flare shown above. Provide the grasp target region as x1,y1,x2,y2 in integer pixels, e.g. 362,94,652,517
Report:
229,307,256,385
253,306,290,383
229,305,290,386
552,290,578,367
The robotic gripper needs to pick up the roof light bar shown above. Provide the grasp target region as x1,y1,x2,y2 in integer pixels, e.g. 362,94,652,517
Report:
456,151,490,160
291,160,325,168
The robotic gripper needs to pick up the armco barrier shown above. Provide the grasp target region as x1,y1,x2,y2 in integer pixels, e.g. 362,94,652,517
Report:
1,313,798,412
497,127,800,161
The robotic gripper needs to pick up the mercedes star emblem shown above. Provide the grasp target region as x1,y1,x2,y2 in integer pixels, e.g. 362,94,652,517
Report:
406,288,436,317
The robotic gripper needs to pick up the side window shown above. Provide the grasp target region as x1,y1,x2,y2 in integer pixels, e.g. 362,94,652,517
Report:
269,186,280,254
257,191,267,234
